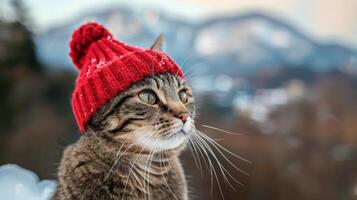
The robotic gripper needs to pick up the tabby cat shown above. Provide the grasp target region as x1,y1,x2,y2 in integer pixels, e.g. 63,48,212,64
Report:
52,36,194,200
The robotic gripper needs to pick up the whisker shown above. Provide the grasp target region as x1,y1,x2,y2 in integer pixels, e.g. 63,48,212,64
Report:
144,152,153,200
190,135,215,196
104,140,127,181
196,129,252,164
200,124,244,136
195,130,249,176
193,133,238,190
193,133,243,188
195,130,251,177
190,135,212,177
104,134,147,181
191,134,225,200
159,141,179,200
187,137,203,176
183,62,205,80
121,148,146,200
180,54,194,71
144,139,159,200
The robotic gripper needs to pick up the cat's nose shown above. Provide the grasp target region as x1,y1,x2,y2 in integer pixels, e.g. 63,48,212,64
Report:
178,114,189,123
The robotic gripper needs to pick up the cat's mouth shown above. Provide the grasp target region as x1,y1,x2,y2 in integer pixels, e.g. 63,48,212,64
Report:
137,118,194,151
170,129,187,139
181,129,189,135
182,116,194,134
169,118,194,138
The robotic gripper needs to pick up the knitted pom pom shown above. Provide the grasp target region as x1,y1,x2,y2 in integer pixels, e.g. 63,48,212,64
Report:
69,22,112,70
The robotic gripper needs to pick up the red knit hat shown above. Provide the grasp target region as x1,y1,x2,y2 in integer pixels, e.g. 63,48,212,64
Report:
69,22,185,132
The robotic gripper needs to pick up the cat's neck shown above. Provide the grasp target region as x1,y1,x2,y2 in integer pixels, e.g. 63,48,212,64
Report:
79,128,183,171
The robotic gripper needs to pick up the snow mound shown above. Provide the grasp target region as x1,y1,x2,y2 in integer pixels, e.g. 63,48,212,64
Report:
0,164,57,200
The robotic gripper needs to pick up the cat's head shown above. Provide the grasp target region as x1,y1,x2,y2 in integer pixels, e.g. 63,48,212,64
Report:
87,36,195,152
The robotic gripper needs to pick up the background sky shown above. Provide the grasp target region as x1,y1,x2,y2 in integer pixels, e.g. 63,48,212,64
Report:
1,0,357,48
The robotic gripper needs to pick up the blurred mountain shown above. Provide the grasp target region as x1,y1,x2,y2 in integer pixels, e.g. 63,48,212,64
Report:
34,7,357,76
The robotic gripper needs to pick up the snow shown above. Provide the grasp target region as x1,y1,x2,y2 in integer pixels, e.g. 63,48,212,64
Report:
0,164,57,200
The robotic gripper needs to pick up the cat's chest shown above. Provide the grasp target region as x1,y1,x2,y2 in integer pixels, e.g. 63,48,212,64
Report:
107,161,186,200
136,170,185,200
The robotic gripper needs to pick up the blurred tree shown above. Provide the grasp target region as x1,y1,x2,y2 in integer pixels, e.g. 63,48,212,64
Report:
0,0,41,133
0,1,77,179
10,0,30,27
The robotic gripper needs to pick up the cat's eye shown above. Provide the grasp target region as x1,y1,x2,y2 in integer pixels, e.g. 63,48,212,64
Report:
139,90,157,105
179,90,188,103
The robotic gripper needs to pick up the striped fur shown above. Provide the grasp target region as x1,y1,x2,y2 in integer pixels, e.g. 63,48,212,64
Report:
52,73,195,200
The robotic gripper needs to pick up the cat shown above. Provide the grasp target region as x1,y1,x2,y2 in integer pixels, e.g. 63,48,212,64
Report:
51,35,195,200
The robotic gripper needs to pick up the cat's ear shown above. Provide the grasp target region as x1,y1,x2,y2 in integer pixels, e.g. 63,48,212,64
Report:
150,33,164,51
